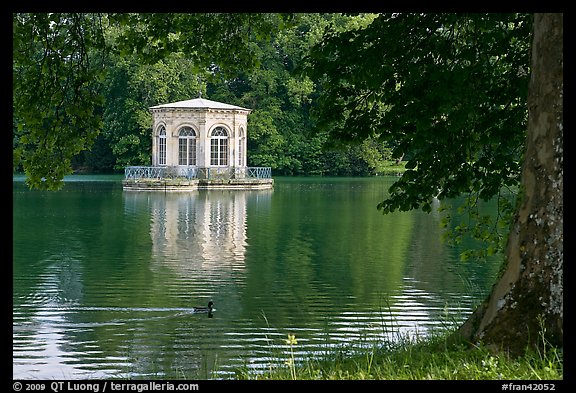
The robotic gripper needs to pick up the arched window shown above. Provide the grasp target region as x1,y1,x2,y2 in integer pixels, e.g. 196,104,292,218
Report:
210,127,228,166
238,127,245,166
178,127,197,166
158,126,166,166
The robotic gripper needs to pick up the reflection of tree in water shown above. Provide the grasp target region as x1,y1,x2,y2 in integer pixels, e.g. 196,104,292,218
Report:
404,198,502,325
241,178,415,328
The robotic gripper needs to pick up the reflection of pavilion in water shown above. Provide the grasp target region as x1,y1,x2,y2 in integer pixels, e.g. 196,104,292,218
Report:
154,190,246,266
124,190,273,276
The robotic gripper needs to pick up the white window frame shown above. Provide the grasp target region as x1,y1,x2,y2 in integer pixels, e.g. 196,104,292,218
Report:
158,126,167,166
178,127,197,166
210,126,229,166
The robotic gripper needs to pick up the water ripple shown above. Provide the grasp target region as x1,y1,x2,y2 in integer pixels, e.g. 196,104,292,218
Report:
13,178,498,379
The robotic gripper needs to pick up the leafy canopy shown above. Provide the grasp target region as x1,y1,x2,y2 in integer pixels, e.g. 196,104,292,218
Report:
13,13,107,190
305,13,531,214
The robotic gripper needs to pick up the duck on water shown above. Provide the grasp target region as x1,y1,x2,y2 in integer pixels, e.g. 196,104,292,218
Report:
193,301,214,314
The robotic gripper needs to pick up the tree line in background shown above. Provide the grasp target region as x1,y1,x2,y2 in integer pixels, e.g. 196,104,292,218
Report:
13,13,532,187
14,14,393,180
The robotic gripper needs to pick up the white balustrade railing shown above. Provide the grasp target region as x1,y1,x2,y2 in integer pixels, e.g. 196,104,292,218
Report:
124,166,272,180
247,167,272,179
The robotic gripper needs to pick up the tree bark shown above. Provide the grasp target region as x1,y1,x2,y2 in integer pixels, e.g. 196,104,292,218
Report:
455,13,563,355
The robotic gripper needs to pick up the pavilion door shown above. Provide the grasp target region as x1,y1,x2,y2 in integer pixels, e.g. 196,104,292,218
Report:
178,127,197,177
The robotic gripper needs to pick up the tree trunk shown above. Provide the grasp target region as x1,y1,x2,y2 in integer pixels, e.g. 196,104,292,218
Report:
455,13,563,356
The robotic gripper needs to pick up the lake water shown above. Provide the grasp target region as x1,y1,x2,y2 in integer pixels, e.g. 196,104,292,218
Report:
13,175,501,379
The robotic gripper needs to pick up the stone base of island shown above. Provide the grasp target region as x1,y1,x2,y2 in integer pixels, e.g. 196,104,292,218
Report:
122,177,274,191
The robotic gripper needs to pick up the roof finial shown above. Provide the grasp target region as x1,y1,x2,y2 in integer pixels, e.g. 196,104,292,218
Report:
197,75,203,99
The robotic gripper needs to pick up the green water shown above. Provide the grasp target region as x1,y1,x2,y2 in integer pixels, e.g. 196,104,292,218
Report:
13,175,501,379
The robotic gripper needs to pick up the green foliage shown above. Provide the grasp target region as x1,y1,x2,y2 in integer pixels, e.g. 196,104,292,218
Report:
439,189,517,262
206,13,389,177
230,327,562,380
358,137,394,174
305,13,531,214
13,13,107,189
100,51,204,169
13,12,529,203
246,109,286,169
12,13,292,188
13,12,398,186
302,13,532,263
107,13,292,79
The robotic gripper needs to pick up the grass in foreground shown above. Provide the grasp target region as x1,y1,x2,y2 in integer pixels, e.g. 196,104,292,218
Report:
232,331,563,380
